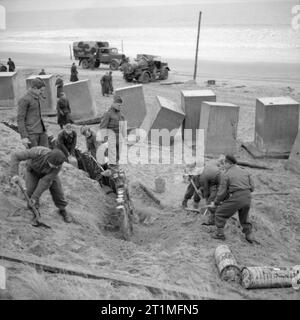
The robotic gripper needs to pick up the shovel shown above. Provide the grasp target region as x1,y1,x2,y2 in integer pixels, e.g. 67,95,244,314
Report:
15,180,51,229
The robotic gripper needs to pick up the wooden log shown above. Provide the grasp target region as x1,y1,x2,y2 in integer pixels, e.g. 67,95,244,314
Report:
74,116,103,125
0,249,221,299
138,182,164,208
160,81,185,85
237,161,273,170
252,192,289,196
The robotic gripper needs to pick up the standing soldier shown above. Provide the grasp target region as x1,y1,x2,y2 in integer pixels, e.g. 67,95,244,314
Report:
17,77,49,148
55,77,64,98
70,63,79,82
57,92,72,129
99,95,126,167
80,126,99,159
7,58,15,72
39,69,46,75
10,147,73,223
100,72,110,97
210,154,255,243
108,71,114,95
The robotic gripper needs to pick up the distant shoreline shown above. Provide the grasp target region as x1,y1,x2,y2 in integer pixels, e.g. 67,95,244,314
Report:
0,51,299,84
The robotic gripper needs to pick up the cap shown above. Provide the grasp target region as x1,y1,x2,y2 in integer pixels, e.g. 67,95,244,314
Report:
111,102,122,111
31,77,46,89
47,149,67,166
225,154,237,164
113,95,123,104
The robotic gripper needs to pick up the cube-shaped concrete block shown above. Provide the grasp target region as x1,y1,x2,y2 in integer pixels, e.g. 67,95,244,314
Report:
63,79,97,120
0,72,18,108
200,102,239,155
141,96,185,145
115,84,146,128
254,97,299,154
26,74,56,114
181,89,216,142
285,131,300,174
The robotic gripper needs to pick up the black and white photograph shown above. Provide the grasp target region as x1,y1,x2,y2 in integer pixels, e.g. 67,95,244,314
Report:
0,0,299,305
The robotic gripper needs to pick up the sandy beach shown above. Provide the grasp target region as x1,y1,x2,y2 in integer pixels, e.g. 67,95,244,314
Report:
0,51,300,300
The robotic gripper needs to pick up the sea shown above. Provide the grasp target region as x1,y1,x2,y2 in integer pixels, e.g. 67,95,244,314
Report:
0,1,299,64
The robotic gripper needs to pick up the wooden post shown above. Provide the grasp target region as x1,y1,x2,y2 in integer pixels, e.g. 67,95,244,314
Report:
121,40,124,53
69,44,73,60
193,11,202,81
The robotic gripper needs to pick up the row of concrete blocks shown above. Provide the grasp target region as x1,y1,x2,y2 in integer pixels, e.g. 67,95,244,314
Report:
0,73,96,119
115,86,300,174
1,73,299,173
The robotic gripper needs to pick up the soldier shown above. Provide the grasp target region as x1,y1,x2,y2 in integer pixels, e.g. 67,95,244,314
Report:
70,63,79,82
100,72,110,97
10,147,73,223
56,123,77,161
17,77,49,148
55,77,64,98
108,71,114,94
99,95,126,167
57,92,72,129
7,58,15,72
182,166,204,209
39,69,46,75
210,154,255,243
80,126,99,159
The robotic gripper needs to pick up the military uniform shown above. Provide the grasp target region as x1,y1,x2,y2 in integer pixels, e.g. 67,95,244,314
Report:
57,96,72,129
57,129,77,158
99,105,126,165
100,74,110,96
10,147,68,212
182,164,220,209
70,64,78,82
17,89,48,148
213,164,254,239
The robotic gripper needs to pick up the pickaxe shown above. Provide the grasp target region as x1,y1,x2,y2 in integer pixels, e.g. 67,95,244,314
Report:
15,180,51,229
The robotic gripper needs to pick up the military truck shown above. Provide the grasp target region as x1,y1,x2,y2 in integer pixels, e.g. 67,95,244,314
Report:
120,54,170,83
72,41,127,70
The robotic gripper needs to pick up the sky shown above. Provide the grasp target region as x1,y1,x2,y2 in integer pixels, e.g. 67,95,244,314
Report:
0,0,297,12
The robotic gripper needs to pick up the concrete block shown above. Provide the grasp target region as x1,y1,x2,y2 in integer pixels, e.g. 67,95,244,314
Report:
254,97,299,155
140,96,185,145
285,131,300,174
115,84,146,128
181,89,216,143
63,79,97,120
200,101,239,155
26,74,56,114
0,72,18,108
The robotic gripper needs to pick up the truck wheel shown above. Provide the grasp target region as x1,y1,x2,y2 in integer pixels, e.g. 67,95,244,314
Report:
81,59,89,69
110,60,120,71
159,67,169,80
139,71,150,83
94,60,100,68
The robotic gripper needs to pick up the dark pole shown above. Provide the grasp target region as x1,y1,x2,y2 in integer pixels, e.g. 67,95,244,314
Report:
193,11,202,80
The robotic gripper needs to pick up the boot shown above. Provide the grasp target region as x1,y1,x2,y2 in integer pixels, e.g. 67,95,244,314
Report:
202,212,215,226
212,227,225,240
181,199,188,208
243,223,254,243
193,201,199,209
59,209,73,223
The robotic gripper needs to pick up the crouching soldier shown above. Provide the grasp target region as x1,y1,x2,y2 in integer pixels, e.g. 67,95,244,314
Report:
10,147,73,223
56,123,77,166
210,154,255,243
182,166,204,209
